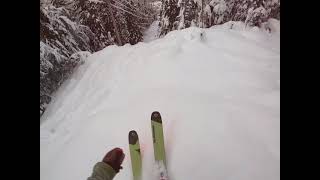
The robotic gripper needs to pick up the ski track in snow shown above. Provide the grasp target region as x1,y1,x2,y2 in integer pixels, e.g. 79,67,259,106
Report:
41,21,280,180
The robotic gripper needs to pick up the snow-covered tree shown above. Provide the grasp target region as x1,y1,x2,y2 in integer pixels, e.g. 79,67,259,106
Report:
203,4,212,27
52,0,73,7
40,4,94,116
245,6,267,27
124,1,143,44
264,0,280,20
231,0,250,21
184,0,199,27
158,0,280,36
159,0,180,36
74,0,117,49
209,0,227,25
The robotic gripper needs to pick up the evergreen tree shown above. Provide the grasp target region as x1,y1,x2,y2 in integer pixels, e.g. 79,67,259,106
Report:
159,0,180,36
124,0,143,45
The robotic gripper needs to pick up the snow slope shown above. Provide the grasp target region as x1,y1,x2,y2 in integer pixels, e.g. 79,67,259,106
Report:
40,21,280,180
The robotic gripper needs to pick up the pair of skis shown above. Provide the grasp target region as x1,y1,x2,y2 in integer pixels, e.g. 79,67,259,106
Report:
128,111,168,180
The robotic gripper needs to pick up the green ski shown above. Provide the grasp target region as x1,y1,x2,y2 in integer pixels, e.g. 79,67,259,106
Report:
151,111,168,180
129,130,142,180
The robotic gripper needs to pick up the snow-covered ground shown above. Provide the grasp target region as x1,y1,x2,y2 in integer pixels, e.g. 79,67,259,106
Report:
40,20,280,180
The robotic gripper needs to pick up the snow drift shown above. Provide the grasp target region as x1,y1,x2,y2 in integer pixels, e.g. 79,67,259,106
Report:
40,21,280,180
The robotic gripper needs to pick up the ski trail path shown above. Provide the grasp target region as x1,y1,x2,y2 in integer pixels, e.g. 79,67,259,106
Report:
41,20,280,180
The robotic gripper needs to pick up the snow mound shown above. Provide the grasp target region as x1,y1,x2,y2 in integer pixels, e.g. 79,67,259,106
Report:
41,21,280,180
216,19,280,34
265,18,280,33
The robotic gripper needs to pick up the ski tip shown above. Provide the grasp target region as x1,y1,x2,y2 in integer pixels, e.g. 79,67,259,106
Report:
129,130,139,145
151,111,162,123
